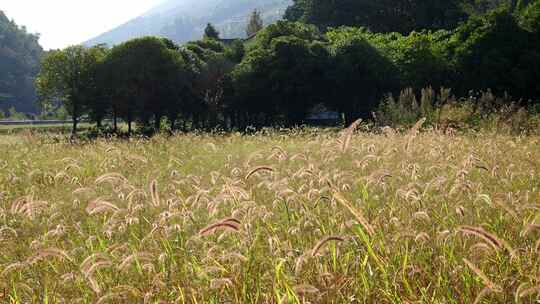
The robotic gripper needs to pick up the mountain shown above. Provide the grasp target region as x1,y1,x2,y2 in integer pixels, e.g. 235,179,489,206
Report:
85,0,292,46
0,10,43,113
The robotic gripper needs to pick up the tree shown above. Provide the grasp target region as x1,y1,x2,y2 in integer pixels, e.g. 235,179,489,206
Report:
285,0,467,34
233,21,329,126
350,28,454,90
461,0,521,16
224,39,246,63
0,10,43,113
450,7,540,99
82,45,109,127
103,37,192,132
326,28,398,124
204,23,220,40
36,45,103,134
255,20,324,48
246,9,264,37
182,39,239,129
519,0,540,31
195,54,235,128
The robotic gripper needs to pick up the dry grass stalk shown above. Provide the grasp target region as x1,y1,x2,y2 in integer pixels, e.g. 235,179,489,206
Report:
469,242,495,257
0,226,18,239
118,252,154,272
332,191,375,236
72,187,94,195
412,211,430,222
1,262,27,277
520,224,540,237
29,247,73,263
199,218,241,236
518,285,540,298
85,261,113,278
293,284,320,295
367,169,393,186
86,199,120,215
245,166,274,180
210,278,233,290
271,146,288,160
415,232,430,244
126,189,147,204
112,285,143,297
458,226,513,254
455,206,465,217
95,173,128,185
534,237,540,252
217,217,242,226
150,179,160,207
96,292,127,304
405,117,427,151
473,287,494,304
311,236,345,257
463,258,503,293
294,254,309,276
80,253,109,272
492,198,518,219
341,119,362,153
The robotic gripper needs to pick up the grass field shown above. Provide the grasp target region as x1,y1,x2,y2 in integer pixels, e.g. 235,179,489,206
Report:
0,126,539,303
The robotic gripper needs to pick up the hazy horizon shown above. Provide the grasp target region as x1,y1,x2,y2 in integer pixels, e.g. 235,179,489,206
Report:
2,0,164,50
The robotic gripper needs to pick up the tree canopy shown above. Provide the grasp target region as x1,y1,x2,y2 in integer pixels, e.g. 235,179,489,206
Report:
0,10,43,114
204,23,220,40
234,22,330,126
284,0,467,34
246,9,264,37
36,45,107,133
28,0,540,133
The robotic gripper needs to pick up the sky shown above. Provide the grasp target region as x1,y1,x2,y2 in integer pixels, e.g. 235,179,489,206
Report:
2,0,164,50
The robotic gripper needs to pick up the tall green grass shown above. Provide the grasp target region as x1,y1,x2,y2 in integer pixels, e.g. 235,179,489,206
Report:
0,127,539,303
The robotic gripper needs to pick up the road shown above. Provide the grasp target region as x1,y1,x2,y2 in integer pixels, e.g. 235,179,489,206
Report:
0,120,72,126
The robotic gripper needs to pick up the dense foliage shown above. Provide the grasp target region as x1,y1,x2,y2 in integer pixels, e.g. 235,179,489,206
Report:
284,0,467,34
246,9,264,37
0,10,43,114
35,1,540,134
36,45,107,132
233,22,329,126
204,23,221,40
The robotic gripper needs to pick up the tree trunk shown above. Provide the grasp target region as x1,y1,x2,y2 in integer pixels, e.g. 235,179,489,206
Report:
193,114,200,130
71,102,78,135
127,110,132,134
231,112,237,129
154,115,161,131
72,117,78,135
113,110,118,133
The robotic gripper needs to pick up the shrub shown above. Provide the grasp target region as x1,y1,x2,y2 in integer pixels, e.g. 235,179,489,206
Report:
374,87,452,127
375,87,540,134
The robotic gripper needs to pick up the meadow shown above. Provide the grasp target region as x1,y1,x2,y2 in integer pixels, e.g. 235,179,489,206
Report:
0,124,539,303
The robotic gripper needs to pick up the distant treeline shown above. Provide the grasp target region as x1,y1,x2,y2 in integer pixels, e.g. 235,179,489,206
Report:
36,1,540,133
0,11,43,113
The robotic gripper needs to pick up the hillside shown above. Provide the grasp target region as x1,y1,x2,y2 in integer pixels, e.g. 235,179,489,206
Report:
85,0,291,46
0,10,43,113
